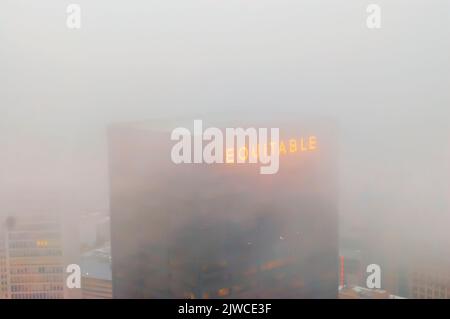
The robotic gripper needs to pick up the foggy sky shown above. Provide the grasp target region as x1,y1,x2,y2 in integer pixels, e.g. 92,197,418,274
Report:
1,1,449,256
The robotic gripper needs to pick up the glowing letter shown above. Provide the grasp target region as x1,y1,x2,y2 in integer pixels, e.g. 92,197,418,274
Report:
309,136,317,150
225,148,234,164
238,146,248,162
249,145,259,161
225,128,236,163
300,138,308,151
234,128,258,164
289,139,297,153
279,141,287,155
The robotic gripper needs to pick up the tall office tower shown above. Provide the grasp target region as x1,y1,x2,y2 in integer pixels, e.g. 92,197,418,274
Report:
109,118,338,298
0,214,67,299
0,233,8,298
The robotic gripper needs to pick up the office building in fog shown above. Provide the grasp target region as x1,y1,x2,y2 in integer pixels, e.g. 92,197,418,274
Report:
109,118,338,298
0,215,65,299
405,251,450,299
80,246,112,299
0,235,7,298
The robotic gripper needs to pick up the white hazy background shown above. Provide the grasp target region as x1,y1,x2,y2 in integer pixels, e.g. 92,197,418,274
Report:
1,0,449,259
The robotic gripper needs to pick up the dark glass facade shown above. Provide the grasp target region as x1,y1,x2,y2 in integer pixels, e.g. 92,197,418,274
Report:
109,119,338,298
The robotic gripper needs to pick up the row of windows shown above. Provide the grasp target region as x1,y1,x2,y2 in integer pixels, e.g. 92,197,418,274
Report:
12,292,63,299
413,286,448,293
11,266,63,275
412,281,450,290
11,275,63,284
415,293,447,299
11,284,64,292
8,231,61,241
412,286,448,299
9,241,60,249
9,249,62,257
412,272,450,282
8,222,60,232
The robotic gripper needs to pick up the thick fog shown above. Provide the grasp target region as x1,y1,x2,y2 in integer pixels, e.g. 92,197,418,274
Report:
1,0,449,265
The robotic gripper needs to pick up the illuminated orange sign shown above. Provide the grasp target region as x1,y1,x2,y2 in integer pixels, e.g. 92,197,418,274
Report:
171,120,318,174
226,136,317,163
